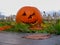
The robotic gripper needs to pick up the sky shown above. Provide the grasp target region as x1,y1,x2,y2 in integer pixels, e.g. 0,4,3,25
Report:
0,0,60,16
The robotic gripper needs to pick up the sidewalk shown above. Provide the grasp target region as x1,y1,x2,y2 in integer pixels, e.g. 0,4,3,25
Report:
0,32,60,45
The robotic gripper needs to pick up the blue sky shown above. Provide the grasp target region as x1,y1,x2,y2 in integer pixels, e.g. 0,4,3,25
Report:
0,0,60,16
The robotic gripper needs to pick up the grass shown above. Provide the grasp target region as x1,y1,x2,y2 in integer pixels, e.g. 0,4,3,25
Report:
0,19,60,35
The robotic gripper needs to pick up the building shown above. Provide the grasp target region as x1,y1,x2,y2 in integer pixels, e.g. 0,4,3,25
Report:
0,12,5,20
6,15,16,21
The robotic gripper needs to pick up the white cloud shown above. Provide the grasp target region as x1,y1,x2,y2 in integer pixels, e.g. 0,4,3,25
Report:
0,0,60,16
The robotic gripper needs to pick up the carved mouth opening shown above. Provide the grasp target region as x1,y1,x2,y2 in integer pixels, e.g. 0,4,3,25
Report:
31,20,37,24
22,20,37,24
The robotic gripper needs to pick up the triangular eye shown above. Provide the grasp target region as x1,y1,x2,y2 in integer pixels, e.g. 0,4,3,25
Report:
22,12,26,16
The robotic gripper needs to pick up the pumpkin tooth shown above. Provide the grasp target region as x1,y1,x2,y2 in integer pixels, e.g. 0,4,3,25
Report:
31,21,38,25
31,20,37,24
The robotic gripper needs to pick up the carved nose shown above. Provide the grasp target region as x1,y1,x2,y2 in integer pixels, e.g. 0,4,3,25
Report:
28,15,32,19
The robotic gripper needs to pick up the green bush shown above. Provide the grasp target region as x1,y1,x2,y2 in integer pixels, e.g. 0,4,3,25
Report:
4,23,33,33
2,20,60,35
54,22,60,35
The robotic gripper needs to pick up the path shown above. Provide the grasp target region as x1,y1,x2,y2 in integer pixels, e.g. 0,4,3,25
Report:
0,32,60,45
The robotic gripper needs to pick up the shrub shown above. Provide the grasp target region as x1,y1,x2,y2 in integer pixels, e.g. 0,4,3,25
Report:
54,22,60,35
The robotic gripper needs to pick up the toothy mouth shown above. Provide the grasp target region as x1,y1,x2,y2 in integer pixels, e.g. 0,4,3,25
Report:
22,20,38,24
31,20,37,24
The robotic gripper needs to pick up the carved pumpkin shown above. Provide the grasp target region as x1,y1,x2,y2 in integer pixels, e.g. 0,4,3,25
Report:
16,6,42,24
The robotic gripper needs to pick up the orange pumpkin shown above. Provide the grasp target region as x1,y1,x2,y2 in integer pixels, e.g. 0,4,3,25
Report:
0,25,12,31
16,6,42,24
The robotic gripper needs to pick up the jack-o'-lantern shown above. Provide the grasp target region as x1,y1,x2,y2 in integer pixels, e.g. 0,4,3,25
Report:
16,6,42,24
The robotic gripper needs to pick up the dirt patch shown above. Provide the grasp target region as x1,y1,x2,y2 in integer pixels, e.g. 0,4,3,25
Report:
22,34,51,40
